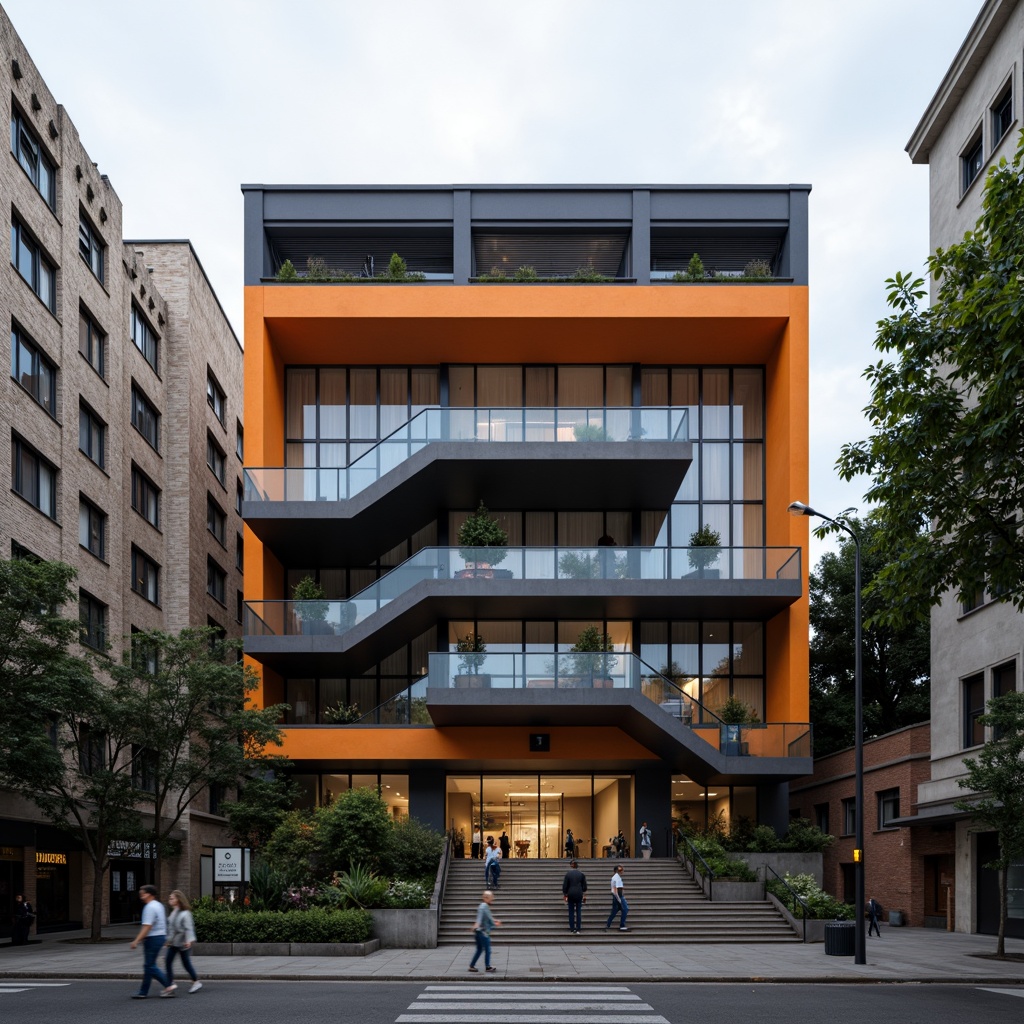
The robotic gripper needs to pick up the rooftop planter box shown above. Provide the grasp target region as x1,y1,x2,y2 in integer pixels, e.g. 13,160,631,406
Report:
274,254,426,283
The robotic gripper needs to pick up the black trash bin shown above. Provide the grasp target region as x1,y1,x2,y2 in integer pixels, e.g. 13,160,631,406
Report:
823,920,856,955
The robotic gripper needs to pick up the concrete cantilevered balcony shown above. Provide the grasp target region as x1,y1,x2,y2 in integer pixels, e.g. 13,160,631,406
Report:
243,406,690,563
243,544,801,676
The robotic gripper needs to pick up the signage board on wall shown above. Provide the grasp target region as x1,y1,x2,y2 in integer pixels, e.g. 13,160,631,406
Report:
213,847,247,882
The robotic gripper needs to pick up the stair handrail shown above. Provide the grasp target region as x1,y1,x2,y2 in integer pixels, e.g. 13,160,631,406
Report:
433,831,454,937
764,864,809,942
677,833,715,902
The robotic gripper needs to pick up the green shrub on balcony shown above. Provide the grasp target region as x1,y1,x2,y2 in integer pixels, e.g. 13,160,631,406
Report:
274,252,424,282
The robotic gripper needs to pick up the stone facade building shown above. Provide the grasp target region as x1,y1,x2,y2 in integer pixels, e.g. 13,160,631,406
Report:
904,0,1024,938
1,8,242,934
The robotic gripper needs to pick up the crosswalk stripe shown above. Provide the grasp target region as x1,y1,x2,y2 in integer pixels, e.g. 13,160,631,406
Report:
978,988,1024,999
424,986,632,992
0,983,69,987
409,1004,657,1013
417,993,641,1001
397,1017,668,1024
0,990,34,995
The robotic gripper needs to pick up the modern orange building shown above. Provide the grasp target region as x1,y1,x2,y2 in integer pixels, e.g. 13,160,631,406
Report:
241,184,811,857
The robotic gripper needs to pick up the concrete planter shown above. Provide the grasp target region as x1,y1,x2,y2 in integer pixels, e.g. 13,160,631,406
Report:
192,939,380,956
733,852,824,886
711,881,764,902
766,892,826,942
371,908,437,948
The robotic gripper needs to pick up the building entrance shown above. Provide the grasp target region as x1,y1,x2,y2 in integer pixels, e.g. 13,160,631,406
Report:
446,774,632,859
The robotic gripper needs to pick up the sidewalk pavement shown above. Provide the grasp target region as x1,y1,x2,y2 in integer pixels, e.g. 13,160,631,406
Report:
2,923,1024,983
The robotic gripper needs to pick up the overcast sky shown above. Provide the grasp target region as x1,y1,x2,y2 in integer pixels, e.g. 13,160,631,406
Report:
3,0,980,565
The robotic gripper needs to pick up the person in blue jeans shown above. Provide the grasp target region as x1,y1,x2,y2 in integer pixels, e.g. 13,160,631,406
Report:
484,837,501,888
605,864,629,931
468,890,501,972
129,885,176,998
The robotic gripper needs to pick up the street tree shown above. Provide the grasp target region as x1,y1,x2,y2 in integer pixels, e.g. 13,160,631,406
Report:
810,518,930,755
836,132,1024,627
109,627,286,891
954,691,1024,958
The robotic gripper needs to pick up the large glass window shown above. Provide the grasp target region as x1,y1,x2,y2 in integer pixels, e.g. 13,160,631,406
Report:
131,465,160,527
79,310,105,378
131,547,160,605
130,305,158,371
207,371,226,424
12,435,56,518
11,217,56,312
11,326,56,415
79,498,106,559
78,212,105,282
79,404,106,469
79,590,107,650
11,110,55,208
964,673,985,748
131,386,159,450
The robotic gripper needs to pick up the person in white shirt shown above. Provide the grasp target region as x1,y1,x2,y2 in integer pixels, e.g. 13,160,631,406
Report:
604,864,629,931
129,885,175,999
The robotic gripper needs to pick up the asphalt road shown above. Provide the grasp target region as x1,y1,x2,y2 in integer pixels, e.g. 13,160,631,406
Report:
1,980,1022,1024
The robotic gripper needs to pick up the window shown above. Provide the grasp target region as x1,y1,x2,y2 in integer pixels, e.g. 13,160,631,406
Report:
79,726,106,775
207,371,225,424
12,436,56,518
814,803,829,835
130,627,159,675
236,421,244,461
78,310,105,378
79,590,107,650
78,404,106,470
131,464,160,527
131,385,159,450
961,585,986,615
235,479,243,514
993,85,1013,142
130,304,158,371
993,660,1017,740
206,434,226,486
842,797,856,836
962,132,984,193
207,558,226,604
964,672,986,748
878,788,900,830
78,497,106,559
11,217,56,312
131,547,160,605
10,325,56,414
10,110,55,208
236,589,244,624
236,533,244,572
78,212,104,282
207,495,226,546
132,745,157,793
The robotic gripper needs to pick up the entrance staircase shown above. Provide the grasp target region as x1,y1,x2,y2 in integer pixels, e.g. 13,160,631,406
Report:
437,858,800,944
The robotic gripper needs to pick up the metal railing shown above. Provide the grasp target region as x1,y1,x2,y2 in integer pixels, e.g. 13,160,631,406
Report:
243,544,802,639
244,405,688,504
677,833,716,902
764,864,809,942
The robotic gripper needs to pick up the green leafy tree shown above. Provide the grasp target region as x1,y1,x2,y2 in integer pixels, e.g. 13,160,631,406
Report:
0,558,143,940
954,691,1024,958
222,771,295,852
836,132,1024,626
108,627,286,891
317,786,392,874
264,810,326,884
809,518,930,755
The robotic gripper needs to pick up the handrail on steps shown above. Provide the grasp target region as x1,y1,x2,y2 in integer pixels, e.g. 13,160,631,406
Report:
676,833,715,902
764,864,809,942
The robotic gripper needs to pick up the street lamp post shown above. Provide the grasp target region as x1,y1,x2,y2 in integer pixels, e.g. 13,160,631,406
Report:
789,500,865,965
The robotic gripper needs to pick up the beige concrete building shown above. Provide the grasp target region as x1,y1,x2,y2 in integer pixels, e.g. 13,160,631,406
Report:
1,9,243,933
905,0,1024,938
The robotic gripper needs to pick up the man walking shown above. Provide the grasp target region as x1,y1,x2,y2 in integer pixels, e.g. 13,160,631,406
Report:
867,897,883,937
562,859,588,934
129,885,175,999
605,864,629,932
468,890,501,973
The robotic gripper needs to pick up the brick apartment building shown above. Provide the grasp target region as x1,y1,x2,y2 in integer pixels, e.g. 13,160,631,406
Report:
1,8,243,935
790,723,955,928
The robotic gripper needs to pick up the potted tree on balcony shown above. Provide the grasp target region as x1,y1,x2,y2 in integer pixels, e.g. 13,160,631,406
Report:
454,632,489,688
456,502,509,578
718,694,760,755
568,625,617,688
687,525,722,579
292,575,332,635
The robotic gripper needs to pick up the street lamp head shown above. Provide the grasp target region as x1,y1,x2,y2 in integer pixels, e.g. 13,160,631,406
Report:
788,501,815,517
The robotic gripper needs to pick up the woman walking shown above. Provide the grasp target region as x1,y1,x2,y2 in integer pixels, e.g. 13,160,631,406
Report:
164,890,202,994
468,890,501,973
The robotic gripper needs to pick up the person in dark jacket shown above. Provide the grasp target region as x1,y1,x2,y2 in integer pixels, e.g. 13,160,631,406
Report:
561,860,588,934
867,897,883,937
12,895,33,945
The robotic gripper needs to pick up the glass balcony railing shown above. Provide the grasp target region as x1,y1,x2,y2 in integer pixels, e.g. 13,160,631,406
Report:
244,406,688,503
243,545,801,638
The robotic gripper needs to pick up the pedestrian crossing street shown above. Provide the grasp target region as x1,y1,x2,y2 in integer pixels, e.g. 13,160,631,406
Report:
396,984,668,1023
0,982,69,997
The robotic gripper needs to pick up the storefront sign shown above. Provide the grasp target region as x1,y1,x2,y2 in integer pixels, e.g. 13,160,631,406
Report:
213,847,246,882
36,852,66,865
0,846,22,861
107,840,156,860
